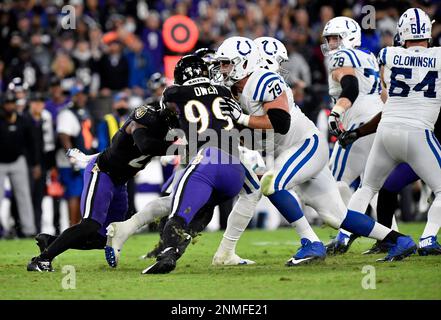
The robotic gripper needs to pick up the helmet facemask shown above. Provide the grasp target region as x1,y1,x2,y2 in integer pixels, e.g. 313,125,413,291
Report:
216,56,243,87
321,35,344,57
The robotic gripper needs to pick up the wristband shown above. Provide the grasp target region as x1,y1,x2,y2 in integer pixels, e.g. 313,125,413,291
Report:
237,114,250,126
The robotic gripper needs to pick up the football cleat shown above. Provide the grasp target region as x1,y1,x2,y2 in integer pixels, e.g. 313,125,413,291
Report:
141,240,165,259
362,240,391,255
417,236,441,256
212,250,256,266
35,233,56,253
286,238,326,266
377,236,417,262
325,231,358,255
105,222,131,267
27,256,54,272
142,247,178,274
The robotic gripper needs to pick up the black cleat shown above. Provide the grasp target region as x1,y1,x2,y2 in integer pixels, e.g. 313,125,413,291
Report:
35,233,56,253
142,247,178,274
143,240,165,259
27,256,54,272
325,232,359,255
143,234,192,259
362,241,390,255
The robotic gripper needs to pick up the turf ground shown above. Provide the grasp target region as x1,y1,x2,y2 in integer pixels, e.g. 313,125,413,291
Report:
0,222,440,300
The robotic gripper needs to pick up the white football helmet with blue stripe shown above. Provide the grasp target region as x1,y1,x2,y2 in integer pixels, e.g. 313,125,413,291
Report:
321,17,361,56
397,8,432,45
215,36,262,87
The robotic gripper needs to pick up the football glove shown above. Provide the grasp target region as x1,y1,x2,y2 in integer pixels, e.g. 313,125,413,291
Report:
328,112,342,136
338,129,359,149
219,97,249,126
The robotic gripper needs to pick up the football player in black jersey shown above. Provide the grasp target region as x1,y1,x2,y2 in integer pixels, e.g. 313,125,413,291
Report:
140,55,246,274
27,104,178,272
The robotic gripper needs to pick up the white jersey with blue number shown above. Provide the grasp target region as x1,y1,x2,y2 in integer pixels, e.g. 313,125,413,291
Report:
328,48,383,128
238,68,319,157
379,46,441,130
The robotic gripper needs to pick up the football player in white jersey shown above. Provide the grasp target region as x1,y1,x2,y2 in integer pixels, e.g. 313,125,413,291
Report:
344,8,441,258
216,36,416,264
322,17,384,253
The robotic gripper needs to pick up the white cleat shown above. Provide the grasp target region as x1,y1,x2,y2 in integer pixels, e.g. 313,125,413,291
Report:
105,222,131,268
212,251,256,266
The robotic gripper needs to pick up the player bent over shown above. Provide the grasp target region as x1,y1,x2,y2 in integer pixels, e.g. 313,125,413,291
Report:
138,55,246,274
26,104,178,272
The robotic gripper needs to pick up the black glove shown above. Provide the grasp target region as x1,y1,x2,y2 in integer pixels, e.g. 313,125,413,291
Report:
338,129,359,149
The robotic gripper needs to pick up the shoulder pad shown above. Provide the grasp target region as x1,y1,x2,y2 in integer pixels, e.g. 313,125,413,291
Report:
250,71,284,102
130,104,158,127
330,49,361,69
162,85,181,103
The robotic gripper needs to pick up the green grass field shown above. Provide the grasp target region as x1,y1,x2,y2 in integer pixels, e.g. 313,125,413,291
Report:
0,222,440,300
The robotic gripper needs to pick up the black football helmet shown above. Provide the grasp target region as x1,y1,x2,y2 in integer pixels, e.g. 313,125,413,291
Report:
194,48,221,83
173,55,210,85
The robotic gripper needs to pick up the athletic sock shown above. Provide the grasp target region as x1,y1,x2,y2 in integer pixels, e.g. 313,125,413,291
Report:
268,190,304,223
40,219,100,261
291,216,320,242
377,188,398,228
341,209,394,240
268,190,320,242
218,194,258,253
422,198,441,238
383,230,405,244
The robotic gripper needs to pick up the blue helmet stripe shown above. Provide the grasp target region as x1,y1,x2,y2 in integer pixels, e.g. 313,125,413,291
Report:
414,8,421,34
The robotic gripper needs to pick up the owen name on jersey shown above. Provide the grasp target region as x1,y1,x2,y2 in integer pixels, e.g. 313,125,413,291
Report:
194,85,219,96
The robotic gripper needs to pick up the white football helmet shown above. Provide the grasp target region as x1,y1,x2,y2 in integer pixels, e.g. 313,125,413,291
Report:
215,36,262,87
321,16,361,56
254,37,289,73
397,8,432,46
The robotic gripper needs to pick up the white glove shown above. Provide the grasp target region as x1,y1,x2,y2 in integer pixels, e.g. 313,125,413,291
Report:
66,148,95,169
219,97,250,126
328,105,345,137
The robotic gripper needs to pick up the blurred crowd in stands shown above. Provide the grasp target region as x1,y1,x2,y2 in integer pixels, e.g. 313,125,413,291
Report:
0,0,440,239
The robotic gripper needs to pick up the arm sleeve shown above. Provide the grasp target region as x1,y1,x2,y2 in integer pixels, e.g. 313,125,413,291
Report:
267,108,291,134
132,127,172,156
339,74,359,104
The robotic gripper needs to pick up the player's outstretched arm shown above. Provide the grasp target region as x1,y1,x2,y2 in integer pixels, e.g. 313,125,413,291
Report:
220,92,291,134
329,66,359,136
338,112,382,148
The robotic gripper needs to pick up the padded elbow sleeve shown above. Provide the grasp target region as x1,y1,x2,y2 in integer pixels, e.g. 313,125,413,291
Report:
267,108,291,134
339,74,359,104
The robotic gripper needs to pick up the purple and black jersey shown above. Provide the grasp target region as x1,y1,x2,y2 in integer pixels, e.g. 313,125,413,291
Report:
162,82,239,158
96,106,171,185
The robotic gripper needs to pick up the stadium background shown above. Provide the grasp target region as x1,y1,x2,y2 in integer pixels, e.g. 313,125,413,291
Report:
1,0,440,238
